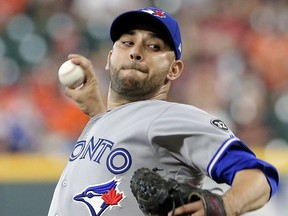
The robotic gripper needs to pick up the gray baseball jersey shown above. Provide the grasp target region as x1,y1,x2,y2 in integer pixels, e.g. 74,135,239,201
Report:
48,99,236,216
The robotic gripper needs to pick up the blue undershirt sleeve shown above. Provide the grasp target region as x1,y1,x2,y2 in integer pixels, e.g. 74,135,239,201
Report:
209,140,279,198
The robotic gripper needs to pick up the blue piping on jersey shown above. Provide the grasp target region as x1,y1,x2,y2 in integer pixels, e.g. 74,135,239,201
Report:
206,137,279,197
207,137,240,177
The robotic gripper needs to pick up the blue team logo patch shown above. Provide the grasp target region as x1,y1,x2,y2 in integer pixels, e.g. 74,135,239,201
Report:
74,178,125,216
211,119,229,131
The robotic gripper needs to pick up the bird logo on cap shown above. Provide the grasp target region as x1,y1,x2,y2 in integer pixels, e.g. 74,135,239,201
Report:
142,8,166,18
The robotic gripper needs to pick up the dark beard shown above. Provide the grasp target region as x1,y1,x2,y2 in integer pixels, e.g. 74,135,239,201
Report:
110,72,161,100
109,62,165,100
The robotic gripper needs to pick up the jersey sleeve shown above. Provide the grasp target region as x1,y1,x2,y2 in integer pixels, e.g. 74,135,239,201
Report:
147,103,235,175
148,102,279,197
208,138,279,197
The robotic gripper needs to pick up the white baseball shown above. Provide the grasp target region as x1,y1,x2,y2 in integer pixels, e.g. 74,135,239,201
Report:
58,60,85,88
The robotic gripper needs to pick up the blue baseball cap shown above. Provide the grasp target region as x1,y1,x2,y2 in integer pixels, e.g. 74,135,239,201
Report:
110,7,182,60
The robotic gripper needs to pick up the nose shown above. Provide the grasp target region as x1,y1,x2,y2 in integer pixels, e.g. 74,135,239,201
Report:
130,53,142,61
129,44,143,61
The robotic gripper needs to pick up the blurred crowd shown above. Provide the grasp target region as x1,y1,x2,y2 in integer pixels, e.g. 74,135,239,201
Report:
1,0,288,154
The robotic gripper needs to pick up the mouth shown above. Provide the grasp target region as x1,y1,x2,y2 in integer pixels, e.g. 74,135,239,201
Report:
121,63,148,73
123,68,145,74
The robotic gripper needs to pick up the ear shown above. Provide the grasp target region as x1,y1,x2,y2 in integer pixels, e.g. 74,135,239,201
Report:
166,60,184,81
105,50,113,70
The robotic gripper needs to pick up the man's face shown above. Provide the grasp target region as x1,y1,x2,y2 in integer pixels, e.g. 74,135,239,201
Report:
106,29,176,99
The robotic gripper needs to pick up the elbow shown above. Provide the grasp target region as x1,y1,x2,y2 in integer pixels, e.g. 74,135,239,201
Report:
247,170,272,212
261,175,273,205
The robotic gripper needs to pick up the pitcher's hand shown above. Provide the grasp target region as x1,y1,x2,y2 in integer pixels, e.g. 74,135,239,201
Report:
64,54,106,117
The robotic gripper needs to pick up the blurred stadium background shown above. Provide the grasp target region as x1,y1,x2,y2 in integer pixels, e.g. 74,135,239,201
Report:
0,0,287,215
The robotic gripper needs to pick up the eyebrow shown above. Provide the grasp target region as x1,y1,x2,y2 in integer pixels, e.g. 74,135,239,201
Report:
123,29,160,39
121,29,174,51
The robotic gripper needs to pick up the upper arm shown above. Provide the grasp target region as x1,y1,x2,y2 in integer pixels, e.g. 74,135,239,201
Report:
209,140,279,198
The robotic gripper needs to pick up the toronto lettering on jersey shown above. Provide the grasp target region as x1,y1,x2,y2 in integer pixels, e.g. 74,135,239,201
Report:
70,137,132,174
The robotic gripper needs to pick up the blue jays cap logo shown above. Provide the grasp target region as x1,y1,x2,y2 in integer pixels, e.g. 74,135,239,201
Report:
142,8,166,18
74,178,125,216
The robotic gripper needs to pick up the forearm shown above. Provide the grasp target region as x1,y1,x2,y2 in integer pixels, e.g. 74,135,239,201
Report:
222,169,271,216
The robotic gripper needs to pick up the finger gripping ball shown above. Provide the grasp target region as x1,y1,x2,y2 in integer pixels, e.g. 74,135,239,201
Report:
58,60,85,88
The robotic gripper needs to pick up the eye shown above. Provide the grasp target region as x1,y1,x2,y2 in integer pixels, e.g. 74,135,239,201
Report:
122,41,134,46
148,44,160,51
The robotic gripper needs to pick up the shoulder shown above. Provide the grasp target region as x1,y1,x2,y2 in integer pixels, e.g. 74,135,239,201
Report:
145,100,209,116
147,100,234,136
